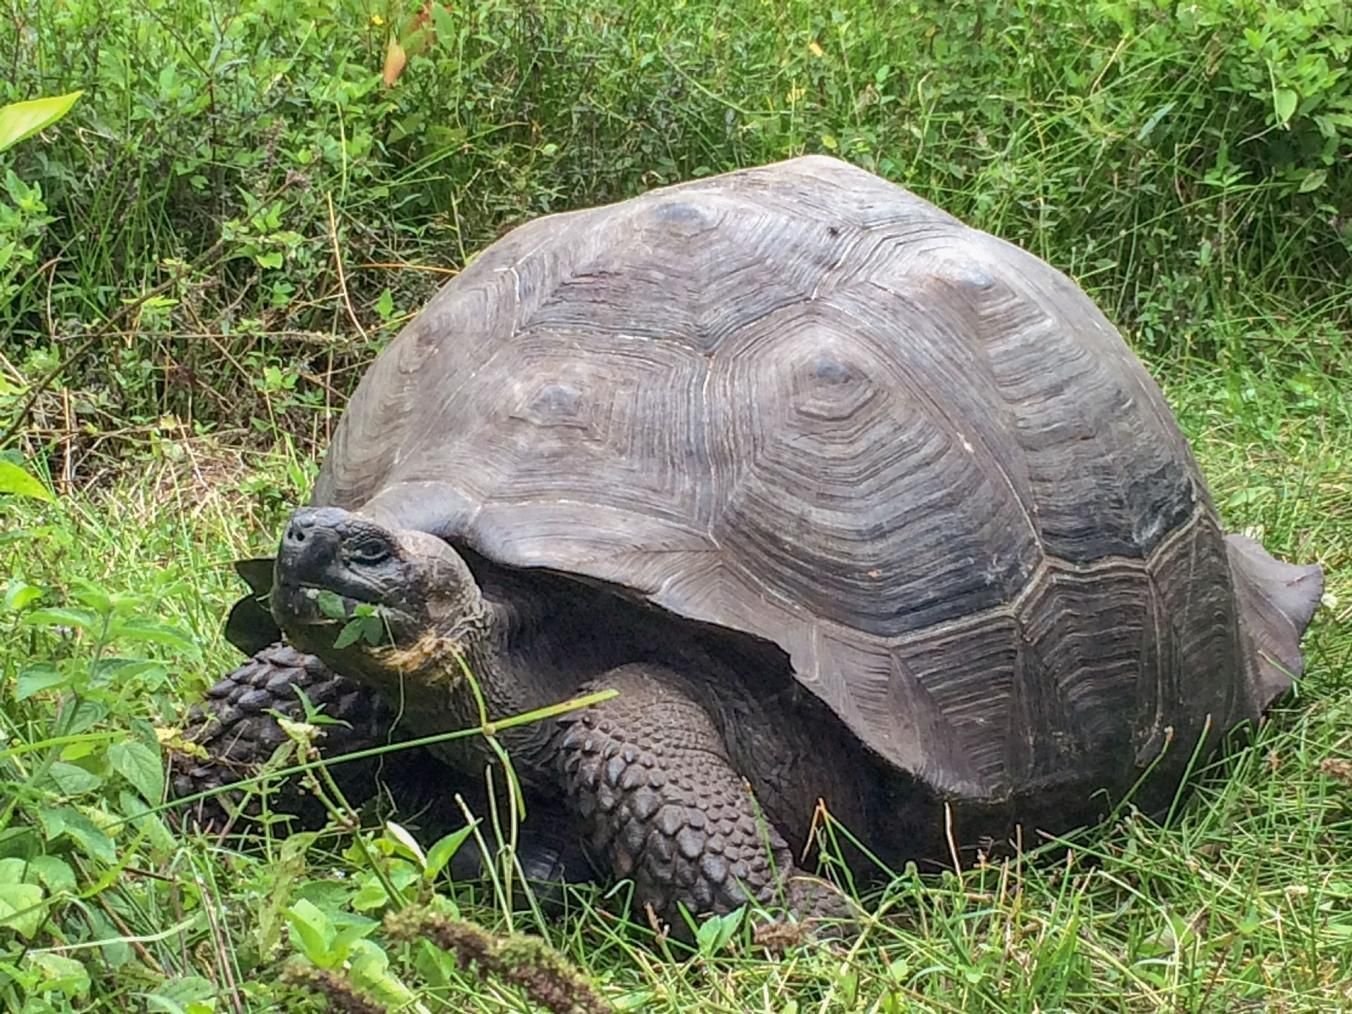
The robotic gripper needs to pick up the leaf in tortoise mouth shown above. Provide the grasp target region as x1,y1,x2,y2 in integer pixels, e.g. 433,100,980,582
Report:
314,589,349,621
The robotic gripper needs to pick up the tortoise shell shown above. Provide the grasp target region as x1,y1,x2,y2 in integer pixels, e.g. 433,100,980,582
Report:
309,156,1319,804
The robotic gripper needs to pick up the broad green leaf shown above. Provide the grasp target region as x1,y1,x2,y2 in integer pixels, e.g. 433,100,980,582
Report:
285,898,335,966
349,937,417,1007
92,657,169,690
361,613,386,645
330,921,377,966
349,864,417,912
0,882,45,937
23,607,97,632
694,905,744,955
39,806,116,864
109,741,165,803
4,578,43,611
83,907,131,967
0,91,83,153
16,662,68,701
0,459,55,502
119,792,177,853
62,698,109,735
43,760,104,796
350,875,391,912
26,855,77,895
26,953,90,999
333,617,365,649
70,580,112,614
109,617,201,658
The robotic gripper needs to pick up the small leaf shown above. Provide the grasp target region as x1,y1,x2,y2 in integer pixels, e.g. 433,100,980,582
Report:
0,459,56,502
333,618,365,649
384,821,426,869
361,613,386,646
109,741,166,803
330,920,377,966
425,822,478,881
119,791,177,853
0,91,83,154
351,874,392,912
315,589,348,620
142,975,218,1013
1137,101,1175,142
0,858,26,883
1298,168,1326,193
92,657,170,691
1274,87,1297,124
63,698,108,735
70,580,112,614
694,906,744,954
26,953,90,999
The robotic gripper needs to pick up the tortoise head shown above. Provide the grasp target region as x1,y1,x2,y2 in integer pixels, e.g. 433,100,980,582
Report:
269,506,488,684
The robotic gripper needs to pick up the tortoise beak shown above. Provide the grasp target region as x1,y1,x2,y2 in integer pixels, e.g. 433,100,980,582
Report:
272,508,396,625
278,507,347,587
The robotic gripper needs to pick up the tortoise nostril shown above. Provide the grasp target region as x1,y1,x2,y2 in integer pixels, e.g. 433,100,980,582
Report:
285,510,323,544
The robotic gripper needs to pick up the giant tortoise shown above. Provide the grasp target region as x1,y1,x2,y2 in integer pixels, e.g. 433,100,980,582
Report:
174,155,1324,933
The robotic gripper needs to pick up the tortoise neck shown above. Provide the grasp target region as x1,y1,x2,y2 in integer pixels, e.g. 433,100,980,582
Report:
445,598,536,718
426,595,570,782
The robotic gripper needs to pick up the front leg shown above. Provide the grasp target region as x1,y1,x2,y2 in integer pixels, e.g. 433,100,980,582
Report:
552,663,852,936
171,644,598,904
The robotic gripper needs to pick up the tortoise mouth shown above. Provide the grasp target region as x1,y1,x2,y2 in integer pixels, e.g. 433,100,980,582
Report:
272,580,369,628
272,581,426,663
272,580,416,632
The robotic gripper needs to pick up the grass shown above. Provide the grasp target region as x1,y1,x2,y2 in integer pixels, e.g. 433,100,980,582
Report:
3,0,1349,441
2,0,1350,1007
1,326,1349,1011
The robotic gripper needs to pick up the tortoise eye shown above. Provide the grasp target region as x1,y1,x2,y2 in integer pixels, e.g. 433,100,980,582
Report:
347,541,391,566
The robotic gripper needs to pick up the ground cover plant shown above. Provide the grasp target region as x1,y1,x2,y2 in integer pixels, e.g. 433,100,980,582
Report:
2,0,1349,1010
